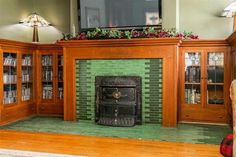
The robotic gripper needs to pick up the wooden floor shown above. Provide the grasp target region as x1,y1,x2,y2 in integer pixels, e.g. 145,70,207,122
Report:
0,130,222,157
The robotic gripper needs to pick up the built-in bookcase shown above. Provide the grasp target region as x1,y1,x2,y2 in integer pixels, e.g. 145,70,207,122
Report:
41,55,53,100
38,49,63,115
184,52,224,105
22,54,33,101
0,41,63,125
207,52,224,105
57,55,63,100
184,52,201,104
3,52,17,105
180,46,230,123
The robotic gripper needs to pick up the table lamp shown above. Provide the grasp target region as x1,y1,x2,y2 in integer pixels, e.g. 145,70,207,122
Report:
19,13,51,42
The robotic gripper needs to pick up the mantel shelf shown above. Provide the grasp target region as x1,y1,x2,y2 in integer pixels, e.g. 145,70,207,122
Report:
57,38,182,48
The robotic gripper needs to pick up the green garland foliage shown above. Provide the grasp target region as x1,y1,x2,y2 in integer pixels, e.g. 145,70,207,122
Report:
61,27,198,41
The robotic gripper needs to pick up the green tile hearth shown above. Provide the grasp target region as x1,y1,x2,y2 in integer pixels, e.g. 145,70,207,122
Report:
0,116,231,145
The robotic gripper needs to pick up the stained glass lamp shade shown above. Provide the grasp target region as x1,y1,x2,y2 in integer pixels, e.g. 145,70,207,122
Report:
221,2,236,17
19,13,51,42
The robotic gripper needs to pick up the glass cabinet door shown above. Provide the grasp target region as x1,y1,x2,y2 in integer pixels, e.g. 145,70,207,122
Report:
22,54,33,101
184,52,201,104
41,55,53,100
57,55,63,100
207,52,224,105
3,52,17,104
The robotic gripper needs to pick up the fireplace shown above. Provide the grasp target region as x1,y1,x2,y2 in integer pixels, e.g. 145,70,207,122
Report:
95,76,141,127
61,39,179,127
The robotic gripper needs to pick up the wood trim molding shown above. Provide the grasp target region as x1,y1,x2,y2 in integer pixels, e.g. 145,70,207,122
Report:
234,13,236,32
0,39,36,49
58,38,182,48
181,40,229,47
227,31,236,45
36,44,62,50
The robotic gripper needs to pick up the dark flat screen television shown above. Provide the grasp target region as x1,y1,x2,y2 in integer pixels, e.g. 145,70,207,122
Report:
78,0,162,31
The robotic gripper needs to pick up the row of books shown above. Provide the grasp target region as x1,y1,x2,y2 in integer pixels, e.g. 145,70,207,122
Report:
185,89,201,104
42,56,53,66
22,69,32,82
185,66,200,83
58,87,63,99
58,56,63,66
3,90,17,104
58,70,63,81
4,56,17,66
3,74,17,84
22,87,31,101
42,85,53,99
22,69,31,74
42,70,53,81
22,74,31,83
22,56,32,66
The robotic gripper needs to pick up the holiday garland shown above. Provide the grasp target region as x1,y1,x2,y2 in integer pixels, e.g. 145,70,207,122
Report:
61,27,198,41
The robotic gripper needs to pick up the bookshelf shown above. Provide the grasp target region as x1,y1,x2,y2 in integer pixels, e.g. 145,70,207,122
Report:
0,40,65,125
184,52,225,105
41,55,53,100
179,45,230,123
22,54,33,101
3,52,17,105
37,48,63,116
184,52,201,104
57,55,63,100
207,52,224,105
184,52,224,105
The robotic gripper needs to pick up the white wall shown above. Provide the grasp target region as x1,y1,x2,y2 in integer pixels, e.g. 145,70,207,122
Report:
33,0,70,43
0,0,235,42
0,0,70,43
179,0,233,39
162,0,179,31
0,0,33,42
74,0,234,39
70,0,79,33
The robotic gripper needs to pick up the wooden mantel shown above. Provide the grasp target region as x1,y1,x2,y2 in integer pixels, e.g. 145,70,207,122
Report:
58,38,182,127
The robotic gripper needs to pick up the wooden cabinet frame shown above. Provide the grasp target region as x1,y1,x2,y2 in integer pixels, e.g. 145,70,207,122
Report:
179,41,231,123
0,40,36,125
20,51,36,105
36,45,63,116
0,38,233,126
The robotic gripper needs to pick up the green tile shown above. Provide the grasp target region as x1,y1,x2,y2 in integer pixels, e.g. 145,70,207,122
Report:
76,59,163,123
0,116,231,145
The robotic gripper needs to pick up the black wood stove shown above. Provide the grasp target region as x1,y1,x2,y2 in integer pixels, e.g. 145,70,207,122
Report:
95,76,141,127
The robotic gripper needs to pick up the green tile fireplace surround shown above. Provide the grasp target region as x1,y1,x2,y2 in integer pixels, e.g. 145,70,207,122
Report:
76,59,163,124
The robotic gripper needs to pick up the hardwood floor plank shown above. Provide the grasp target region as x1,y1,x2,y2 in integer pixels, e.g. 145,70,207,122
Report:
0,130,221,157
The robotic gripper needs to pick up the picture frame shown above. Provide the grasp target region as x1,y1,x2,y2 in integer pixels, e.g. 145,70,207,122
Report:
85,7,100,28
145,12,160,25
